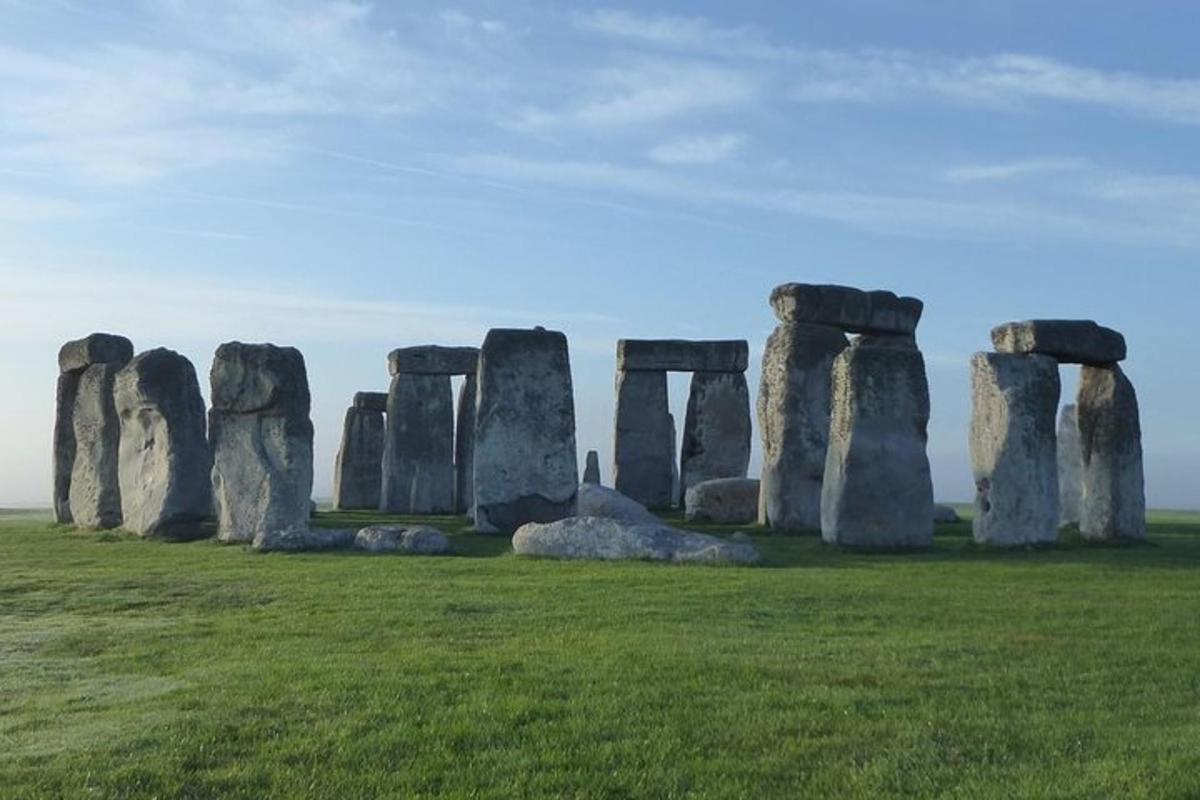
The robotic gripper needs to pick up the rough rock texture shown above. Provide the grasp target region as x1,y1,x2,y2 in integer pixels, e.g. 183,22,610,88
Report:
991,320,1126,365
933,504,961,524
1077,365,1146,542
69,363,127,529
253,527,355,553
455,374,477,515
380,373,455,514
114,349,213,539
354,525,452,555
612,369,674,508
473,328,578,533
969,353,1062,546
58,333,134,375
669,414,680,507
332,406,385,510
354,391,388,412
1058,404,1083,526
575,482,661,525
617,339,749,373
388,345,479,376
512,516,760,565
757,322,849,532
679,371,751,504
582,450,601,484
821,341,934,549
685,477,760,524
52,373,80,524
769,284,923,336
209,342,314,544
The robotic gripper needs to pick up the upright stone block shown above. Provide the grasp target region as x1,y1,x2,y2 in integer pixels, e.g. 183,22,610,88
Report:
381,373,455,514
821,340,934,549
757,322,849,532
613,369,674,509
1058,405,1083,526
455,374,477,514
969,353,1061,546
1077,365,1146,542
114,349,213,539
582,450,601,485
69,363,126,529
209,342,314,544
333,406,385,510
679,371,751,504
473,328,578,533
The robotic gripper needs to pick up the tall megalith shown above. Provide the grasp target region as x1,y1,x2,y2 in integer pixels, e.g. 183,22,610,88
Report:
333,392,386,511
612,369,673,508
679,371,751,503
1058,405,1083,526
455,374,477,514
1077,365,1146,542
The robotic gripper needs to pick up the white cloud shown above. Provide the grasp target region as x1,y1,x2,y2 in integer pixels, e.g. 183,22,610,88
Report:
943,157,1089,183
649,133,745,165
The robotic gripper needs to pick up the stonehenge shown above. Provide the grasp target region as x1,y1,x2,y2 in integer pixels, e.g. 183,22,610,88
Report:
455,375,477,514
1058,405,1083,526
332,392,387,510
1077,364,1146,542
685,478,760,524
582,450,601,484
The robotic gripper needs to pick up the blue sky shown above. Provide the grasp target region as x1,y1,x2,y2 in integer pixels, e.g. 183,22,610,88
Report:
2,0,1198,507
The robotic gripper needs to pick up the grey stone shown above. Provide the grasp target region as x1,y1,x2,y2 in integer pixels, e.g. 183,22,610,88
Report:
114,349,213,539
933,504,961,524
582,450,601,484
1077,365,1146,542
757,322,849,532
69,363,126,529
353,391,388,412
455,374,477,515
617,339,749,373
575,482,661,525
473,328,578,534
685,477,760,524
679,371,751,504
769,283,923,335
669,414,680,508
512,516,760,565
52,372,79,524
991,320,1126,365
612,369,674,508
253,527,356,553
58,332,134,375
969,353,1062,546
209,342,314,544
380,373,455,514
332,406,385,510
1058,405,1083,526
821,340,934,549
388,345,479,376
354,525,452,555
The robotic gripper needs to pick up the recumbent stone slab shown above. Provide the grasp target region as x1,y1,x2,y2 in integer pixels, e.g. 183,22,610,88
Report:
613,369,674,509
381,373,455,514
685,477,760,524
1077,365,1146,542
575,482,661,526
1058,405,1083,526
679,371,751,505
769,283,924,336
616,339,748,373
991,320,1126,365
512,516,760,565
388,345,479,376
333,405,386,510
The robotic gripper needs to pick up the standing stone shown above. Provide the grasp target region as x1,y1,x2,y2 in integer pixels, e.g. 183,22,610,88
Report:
582,450,601,485
455,374,477,515
473,328,578,533
69,363,126,529
668,413,680,507
821,339,934,549
757,322,849,532
1077,365,1146,542
1058,405,1083,526
114,348,213,539
209,342,313,544
613,369,674,508
381,373,455,514
332,405,385,511
679,371,751,504
969,353,1061,546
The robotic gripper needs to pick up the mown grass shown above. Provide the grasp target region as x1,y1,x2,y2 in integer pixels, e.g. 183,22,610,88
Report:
2,508,1199,799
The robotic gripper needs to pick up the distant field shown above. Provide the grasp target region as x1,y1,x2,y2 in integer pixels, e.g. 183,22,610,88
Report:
3,510,1199,798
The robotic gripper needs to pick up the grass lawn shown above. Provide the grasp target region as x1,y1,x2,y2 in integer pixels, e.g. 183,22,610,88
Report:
2,508,1199,798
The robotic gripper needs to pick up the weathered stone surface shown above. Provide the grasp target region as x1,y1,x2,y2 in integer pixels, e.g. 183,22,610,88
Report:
209,342,314,544
669,413,680,507
58,333,134,375
473,328,578,533
821,341,934,549
991,320,1126,365
332,407,385,510
1058,405,1083,526
69,363,126,529
575,482,661,525
933,504,961,524
757,322,849,532
52,373,79,524
253,527,355,552
612,369,674,508
354,525,452,555
582,450,601,484
114,349,213,539
969,353,1062,546
617,339,749,373
685,477,760,524
679,372,751,504
1077,365,1146,541
353,391,388,412
380,373,455,514
769,284,923,335
388,345,479,376
455,374,477,515
512,516,760,565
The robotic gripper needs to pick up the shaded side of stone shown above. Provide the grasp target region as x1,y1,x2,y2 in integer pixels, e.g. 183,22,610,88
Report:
381,373,455,514
332,407,385,510
1077,365,1146,541
58,333,134,375
69,363,125,529
679,371,751,504
582,450,601,485
1058,404,1083,526
455,374,477,515
613,369,674,509
52,372,80,524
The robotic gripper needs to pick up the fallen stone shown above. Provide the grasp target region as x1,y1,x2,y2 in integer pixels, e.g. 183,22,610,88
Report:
1077,365,1146,542
575,482,661,525
1058,405,1083,526
582,450,601,484
58,332,134,375
388,345,479,376
455,374,477,515
69,362,127,529
685,477,760,524
769,284,923,336
353,391,388,412
613,369,674,508
679,371,751,504
991,320,1126,365
512,516,760,565
354,525,453,555
617,339,748,373
253,527,356,553
380,373,455,514
933,504,961,524
332,405,386,511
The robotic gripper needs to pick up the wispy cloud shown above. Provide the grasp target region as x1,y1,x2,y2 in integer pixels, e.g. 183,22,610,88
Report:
0,191,82,222
649,133,746,165
943,157,1089,183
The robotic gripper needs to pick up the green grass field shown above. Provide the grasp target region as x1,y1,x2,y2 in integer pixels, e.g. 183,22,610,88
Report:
3,509,1199,798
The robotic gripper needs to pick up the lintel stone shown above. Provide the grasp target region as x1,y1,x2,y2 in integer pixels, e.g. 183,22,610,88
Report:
388,345,479,376
616,339,748,373
991,320,1126,365
354,391,388,412
769,283,923,335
